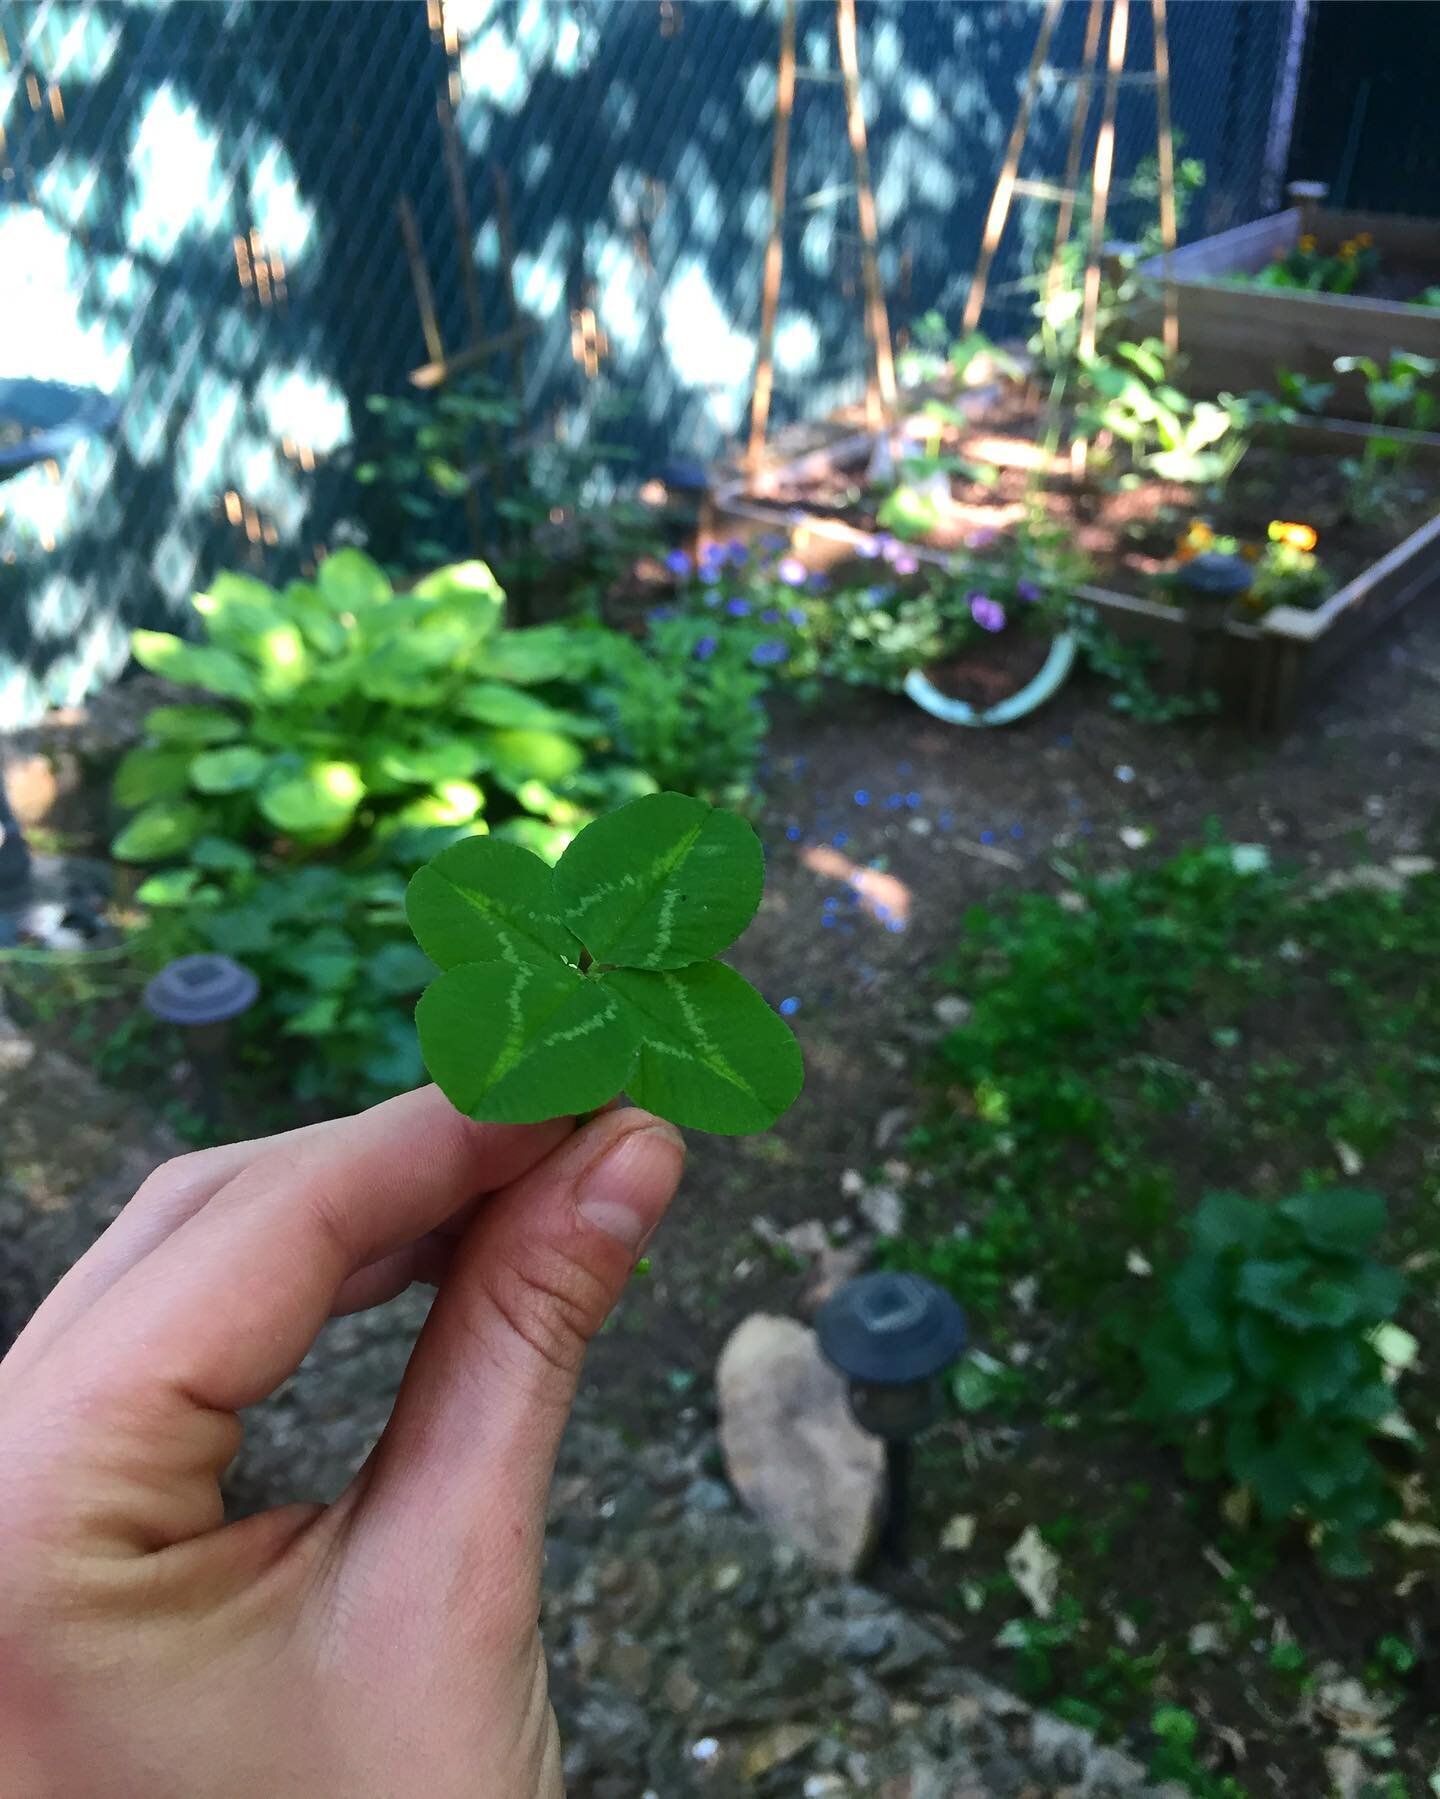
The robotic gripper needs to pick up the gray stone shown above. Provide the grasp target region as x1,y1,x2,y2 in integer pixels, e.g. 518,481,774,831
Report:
716,1314,886,1575
684,1476,735,1514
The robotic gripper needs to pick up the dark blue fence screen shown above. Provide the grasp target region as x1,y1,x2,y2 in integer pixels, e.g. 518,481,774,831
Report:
2,0,1294,724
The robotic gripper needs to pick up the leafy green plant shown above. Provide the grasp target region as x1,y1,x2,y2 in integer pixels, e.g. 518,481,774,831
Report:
113,551,646,874
1334,350,1439,522
595,611,775,806
406,791,803,1133
1250,229,1377,296
1074,339,1253,487
1138,1188,1408,1573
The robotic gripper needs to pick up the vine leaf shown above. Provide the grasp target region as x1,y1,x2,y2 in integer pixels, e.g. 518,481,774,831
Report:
553,791,764,969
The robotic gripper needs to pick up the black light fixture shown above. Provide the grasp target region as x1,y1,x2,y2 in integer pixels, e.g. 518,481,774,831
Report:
1175,550,1254,603
143,954,259,1128
816,1270,967,1563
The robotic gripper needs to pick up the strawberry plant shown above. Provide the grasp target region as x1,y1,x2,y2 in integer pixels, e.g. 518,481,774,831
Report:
407,791,803,1133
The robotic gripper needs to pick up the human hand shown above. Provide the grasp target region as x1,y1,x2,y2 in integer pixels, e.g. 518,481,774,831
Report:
0,1089,685,1797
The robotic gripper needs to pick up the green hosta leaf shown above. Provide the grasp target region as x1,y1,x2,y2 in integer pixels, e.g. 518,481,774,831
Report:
189,745,269,794
1277,1188,1386,1257
191,835,255,876
114,746,192,807
458,683,598,734
484,728,585,788
130,631,257,702
390,781,485,830
411,559,503,608
111,798,207,862
604,962,803,1134
281,580,349,656
407,836,579,971
259,761,364,838
417,957,638,1123
490,815,577,863
143,705,241,745
481,625,597,685
553,791,763,969
135,867,206,907
317,547,391,611
370,738,484,789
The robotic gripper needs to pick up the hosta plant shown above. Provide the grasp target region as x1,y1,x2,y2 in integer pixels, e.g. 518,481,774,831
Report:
1138,1188,1409,1574
112,549,648,872
407,791,804,1133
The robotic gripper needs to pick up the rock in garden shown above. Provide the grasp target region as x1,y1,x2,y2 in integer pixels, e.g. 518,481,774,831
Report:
716,1314,886,1574
858,1184,905,1237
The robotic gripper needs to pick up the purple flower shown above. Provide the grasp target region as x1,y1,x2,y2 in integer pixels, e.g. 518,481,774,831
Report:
863,585,889,609
854,535,882,559
664,549,692,576
966,528,999,550
970,593,1007,633
807,571,829,593
726,539,750,564
694,635,718,661
777,556,808,586
787,607,807,627
892,552,920,576
875,533,900,561
761,607,782,624
760,532,788,554
726,598,751,617
648,604,677,624
699,561,723,584
779,996,802,1017
751,640,789,666
1017,579,1041,604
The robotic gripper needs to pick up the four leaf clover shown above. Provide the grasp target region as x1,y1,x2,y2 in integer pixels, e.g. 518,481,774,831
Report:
407,792,804,1134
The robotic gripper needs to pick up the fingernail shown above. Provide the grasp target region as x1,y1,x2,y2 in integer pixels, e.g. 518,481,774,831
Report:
576,1122,685,1251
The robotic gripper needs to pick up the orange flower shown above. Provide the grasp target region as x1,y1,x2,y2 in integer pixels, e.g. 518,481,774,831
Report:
1298,233,1317,254
1269,519,1317,551
1174,520,1214,563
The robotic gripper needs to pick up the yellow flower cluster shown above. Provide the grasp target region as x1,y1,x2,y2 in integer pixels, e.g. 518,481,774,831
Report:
1337,231,1373,261
1173,518,1319,564
1269,519,1318,551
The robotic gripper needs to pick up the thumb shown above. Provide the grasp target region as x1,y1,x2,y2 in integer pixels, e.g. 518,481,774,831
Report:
348,1108,684,1602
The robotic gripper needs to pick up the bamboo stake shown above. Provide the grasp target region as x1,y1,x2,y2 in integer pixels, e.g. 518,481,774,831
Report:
962,0,1065,333
747,0,797,468
1151,0,1180,355
1079,0,1130,362
835,0,896,429
396,196,445,366
1044,0,1106,314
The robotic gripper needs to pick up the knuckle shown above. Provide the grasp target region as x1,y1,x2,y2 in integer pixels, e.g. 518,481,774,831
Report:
480,1243,610,1382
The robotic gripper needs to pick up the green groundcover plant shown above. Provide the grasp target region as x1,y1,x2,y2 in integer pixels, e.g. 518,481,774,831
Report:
1138,1187,1409,1574
407,791,803,1134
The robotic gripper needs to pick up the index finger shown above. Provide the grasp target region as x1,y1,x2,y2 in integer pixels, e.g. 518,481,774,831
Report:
34,1087,570,1421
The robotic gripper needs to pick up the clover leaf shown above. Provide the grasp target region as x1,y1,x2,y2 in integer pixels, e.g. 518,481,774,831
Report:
407,792,802,1134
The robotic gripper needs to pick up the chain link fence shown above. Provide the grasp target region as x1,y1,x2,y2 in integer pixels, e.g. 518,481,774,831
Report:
2,0,1297,725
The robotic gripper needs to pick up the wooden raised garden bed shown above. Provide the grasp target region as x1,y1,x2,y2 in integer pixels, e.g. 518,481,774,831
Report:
706,394,1440,732
1135,192,1440,409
